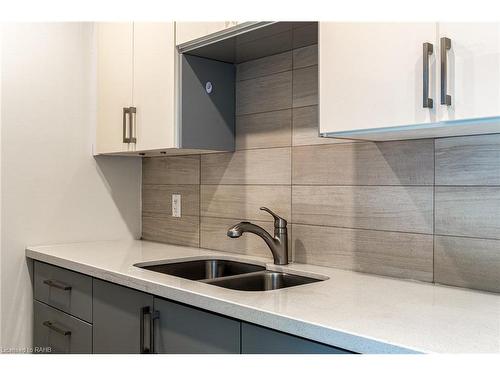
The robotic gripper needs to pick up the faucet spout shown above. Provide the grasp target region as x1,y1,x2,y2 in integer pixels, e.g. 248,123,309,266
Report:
226,208,288,265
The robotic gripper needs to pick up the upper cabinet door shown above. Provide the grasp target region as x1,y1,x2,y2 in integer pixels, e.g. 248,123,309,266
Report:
437,23,500,122
175,22,239,45
319,23,437,135
133,23,176,151
96,23,134,154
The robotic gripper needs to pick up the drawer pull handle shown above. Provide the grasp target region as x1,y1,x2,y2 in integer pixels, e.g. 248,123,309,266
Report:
43,321,72,336
43,279,72,291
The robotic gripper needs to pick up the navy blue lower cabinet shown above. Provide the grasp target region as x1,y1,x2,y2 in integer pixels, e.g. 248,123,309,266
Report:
153,297,241,354
241,322,353,354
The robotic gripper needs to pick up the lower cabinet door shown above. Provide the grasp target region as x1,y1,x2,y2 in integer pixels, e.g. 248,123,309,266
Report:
93,279,154,354
153,297,240,354
241,323,352,354
34,301,92,354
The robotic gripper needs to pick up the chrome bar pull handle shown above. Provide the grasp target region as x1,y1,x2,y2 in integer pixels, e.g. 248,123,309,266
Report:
129,106,137,144
150,309,159,353
140,306,158,354
140,306,149,353
440,37,452,106
43,321,71,336
423,42,433,108
123,107,131,143
43,279,72,291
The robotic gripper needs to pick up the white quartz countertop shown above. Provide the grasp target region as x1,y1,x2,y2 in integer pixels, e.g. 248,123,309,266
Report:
26,240,500,354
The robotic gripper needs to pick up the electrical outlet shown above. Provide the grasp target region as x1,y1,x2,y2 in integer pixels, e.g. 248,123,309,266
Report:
172,194,181,217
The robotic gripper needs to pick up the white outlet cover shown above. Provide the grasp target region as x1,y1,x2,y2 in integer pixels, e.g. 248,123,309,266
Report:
172,194,181,217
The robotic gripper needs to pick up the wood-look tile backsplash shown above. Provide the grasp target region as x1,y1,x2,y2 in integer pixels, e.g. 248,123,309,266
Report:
142,44,500,294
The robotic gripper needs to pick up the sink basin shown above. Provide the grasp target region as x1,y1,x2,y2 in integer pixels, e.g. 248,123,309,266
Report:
204,270,322,291
136,258,325,291
136,259,265,281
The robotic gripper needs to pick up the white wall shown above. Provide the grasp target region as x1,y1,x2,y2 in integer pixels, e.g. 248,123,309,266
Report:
0,23,142,350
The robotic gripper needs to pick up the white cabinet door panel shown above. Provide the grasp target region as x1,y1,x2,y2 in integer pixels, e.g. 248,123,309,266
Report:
133,22,176,151
437,23,500,122
96,23,134,154
319,22,437,135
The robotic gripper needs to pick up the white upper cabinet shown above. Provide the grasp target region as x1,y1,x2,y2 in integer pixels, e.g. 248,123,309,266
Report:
437,23,500,122
319,23,437,137
96,23,134,154
319,22,500,140
133,23,176,152
175,22,240,46
95,22,235,156
97,22,176,154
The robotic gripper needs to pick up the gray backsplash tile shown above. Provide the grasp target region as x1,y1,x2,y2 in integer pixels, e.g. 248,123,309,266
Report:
201,148,291,185
143,155,200,185
141,43,500,294
201,184,291,222
292,65,318,107
436,134,500,185
142,213,199,247
435,186,500,239
292,44,318,69
435,235,500,293
292,186,433,234
292,224,433,282
293,140,434,186
236,71,292,115
292,23,318,49
237,51,292,81
236,109,291,150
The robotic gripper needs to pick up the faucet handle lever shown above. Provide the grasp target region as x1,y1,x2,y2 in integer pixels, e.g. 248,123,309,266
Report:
260,207,287,228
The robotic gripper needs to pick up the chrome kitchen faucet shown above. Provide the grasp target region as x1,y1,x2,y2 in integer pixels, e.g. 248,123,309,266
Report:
227,207,288,265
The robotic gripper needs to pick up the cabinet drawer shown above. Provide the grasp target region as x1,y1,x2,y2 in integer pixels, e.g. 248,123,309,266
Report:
34,261,92,322
33,301,92,354
241,323,352,354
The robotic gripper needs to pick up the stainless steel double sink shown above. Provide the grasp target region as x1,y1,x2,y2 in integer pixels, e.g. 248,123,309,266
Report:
135,259,323,291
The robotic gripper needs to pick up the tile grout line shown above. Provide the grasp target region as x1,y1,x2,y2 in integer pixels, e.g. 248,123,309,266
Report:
434,232,500,242
236,104,318,118
197,183,435,187
237,64,319,83
200,215,434,236
237,103,319,118
235,104,317,119
236,43,317,81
